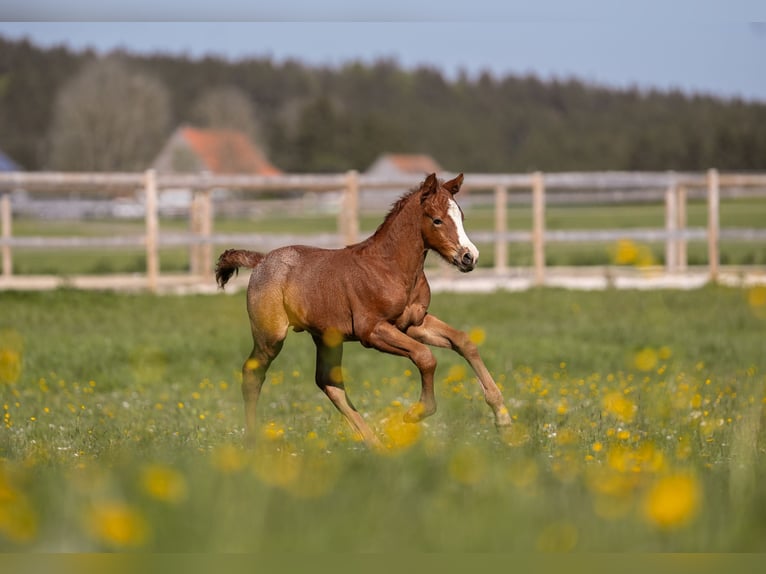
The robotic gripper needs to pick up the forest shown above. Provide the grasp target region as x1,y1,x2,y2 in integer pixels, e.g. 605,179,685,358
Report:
1,36,766,174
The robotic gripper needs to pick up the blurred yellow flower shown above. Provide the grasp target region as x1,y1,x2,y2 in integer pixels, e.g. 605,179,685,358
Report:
499,422,530,447
382,413,421,453
468,327,486,346
0,468,38,544
252,449,301,488
211,444,247,474
633,348,658,372
448,447,486,485
0,330,23,385
613,239,640,265
322,327,344,348
262,421,286,440
86,501,149,548
642,473,701,529
444,364,467,384
506,458,538,489
748,286,766,319
140,464,188,504
0,349,21,385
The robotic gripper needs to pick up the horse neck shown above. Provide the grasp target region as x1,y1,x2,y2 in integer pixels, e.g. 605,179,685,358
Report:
361,195,426,278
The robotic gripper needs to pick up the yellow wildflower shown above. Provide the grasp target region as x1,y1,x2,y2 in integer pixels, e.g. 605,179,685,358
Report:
468,327,486,346
633,348,658,372
643,473,701,529
86,502,149,548
140,464,188,504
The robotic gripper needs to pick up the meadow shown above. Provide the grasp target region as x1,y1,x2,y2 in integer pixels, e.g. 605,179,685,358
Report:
1,285,766,551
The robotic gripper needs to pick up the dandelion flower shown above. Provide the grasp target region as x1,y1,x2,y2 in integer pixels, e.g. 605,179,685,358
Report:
211,444,247,474
613,239,640,265
468,327,486,346
633,348,658,372
643,473,701,529
86,502,149,548
382,413,421,453
140,464,188,504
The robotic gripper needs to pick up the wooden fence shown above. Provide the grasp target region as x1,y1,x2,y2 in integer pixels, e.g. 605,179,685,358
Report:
1,169,765,292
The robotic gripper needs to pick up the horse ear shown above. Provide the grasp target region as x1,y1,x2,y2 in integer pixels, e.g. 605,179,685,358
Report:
420,173,438,200
443,173,464,195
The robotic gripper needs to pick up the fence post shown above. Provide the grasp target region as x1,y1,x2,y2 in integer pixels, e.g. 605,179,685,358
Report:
144,169,159,292
677,186,687,271
189,192,202,277
707,168,720,282
188,189,213,279
494,185,508,274
1,192,11,279
340,170,359,246
664,180,678,273
532,172,545,286
199,189,213,282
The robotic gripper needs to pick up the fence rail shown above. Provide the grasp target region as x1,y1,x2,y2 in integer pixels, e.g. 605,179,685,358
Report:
2,169,766,292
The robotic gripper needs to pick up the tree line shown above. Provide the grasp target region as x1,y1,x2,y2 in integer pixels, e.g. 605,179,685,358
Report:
1,36,765,174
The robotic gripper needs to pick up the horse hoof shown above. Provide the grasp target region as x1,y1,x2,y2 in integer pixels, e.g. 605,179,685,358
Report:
496,423,529,447
403,402,434,423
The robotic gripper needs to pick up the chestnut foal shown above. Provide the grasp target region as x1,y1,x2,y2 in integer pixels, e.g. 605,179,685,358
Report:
216,173,511,448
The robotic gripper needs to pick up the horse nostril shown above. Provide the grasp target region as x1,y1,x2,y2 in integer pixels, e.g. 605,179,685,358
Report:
462,252,474,266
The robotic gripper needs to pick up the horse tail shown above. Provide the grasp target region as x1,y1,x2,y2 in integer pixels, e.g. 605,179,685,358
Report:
215,249,265,288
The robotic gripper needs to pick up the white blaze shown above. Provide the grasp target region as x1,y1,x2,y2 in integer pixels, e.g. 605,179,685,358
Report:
448,199,479,262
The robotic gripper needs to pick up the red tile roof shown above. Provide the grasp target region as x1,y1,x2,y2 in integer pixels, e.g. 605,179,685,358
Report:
181,127,281,176
385,154,442,174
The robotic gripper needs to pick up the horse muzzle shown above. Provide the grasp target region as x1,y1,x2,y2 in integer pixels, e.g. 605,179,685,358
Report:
454,248,477,273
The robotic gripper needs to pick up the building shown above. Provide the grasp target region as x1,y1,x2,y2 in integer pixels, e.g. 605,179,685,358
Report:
366,153,443,179
0,148,21,172
152,126,281,176
149,126,282,214
363,153,444,210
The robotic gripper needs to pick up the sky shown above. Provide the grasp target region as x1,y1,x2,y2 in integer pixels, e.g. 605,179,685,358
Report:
1,2,765,102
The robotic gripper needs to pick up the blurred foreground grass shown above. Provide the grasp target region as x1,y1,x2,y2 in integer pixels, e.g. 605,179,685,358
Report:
1,286,765,551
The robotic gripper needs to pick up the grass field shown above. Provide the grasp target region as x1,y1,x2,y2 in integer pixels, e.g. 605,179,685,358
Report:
9,196,766,274
1,286,766,551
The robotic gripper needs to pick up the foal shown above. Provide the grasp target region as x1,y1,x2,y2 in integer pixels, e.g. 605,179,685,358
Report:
216,173,512,448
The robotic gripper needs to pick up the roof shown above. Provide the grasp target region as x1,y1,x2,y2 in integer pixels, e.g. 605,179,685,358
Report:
0,149,21,172
156,126,281,176
367,153,443,176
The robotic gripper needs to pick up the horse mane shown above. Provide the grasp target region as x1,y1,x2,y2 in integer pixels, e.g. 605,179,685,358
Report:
371,187,421,235
366,175,448,240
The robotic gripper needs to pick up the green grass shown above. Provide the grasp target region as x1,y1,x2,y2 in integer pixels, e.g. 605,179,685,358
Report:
1,286,765,551
8,197,766,274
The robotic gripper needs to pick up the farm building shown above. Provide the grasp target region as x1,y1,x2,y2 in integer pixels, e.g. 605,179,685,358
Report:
148,126,283,214
363,153,444,210
0,148,21,172
152,126,281,176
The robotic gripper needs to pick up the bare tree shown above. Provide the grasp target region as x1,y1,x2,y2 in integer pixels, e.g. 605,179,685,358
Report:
190,85,261,142
47,56,170,171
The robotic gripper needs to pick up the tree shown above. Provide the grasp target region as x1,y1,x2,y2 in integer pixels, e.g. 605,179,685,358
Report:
189,85,262,142
47,56,171,171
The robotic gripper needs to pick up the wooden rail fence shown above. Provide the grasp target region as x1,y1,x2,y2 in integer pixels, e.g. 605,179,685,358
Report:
1,169,765,292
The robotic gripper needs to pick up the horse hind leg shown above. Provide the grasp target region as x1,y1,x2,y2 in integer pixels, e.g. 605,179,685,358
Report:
241,324,287,448
313,334,383,450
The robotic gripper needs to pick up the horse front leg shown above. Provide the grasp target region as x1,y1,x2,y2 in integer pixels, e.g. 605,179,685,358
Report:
365,321,438,423
406,314,512,429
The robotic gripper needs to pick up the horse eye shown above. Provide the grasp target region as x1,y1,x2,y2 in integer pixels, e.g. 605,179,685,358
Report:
433,218,443,226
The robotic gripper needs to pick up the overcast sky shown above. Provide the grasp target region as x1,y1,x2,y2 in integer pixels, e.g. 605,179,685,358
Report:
1,2,765,101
